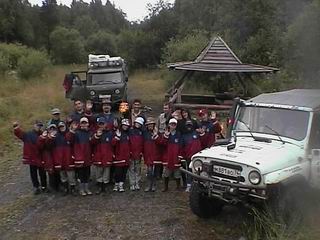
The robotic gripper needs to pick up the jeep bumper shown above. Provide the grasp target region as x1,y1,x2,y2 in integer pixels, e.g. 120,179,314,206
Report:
180,168,267,204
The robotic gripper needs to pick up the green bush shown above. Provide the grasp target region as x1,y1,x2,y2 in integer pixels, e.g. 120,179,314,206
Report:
17,51,50,79
50,27,86,64
161,30,209,64
0,43,29,69
0,53,10,75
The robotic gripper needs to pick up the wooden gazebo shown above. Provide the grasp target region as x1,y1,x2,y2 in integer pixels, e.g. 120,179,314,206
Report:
166,36,279,111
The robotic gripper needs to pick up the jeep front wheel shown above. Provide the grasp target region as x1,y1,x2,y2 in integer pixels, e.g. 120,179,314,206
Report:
189,182,224,218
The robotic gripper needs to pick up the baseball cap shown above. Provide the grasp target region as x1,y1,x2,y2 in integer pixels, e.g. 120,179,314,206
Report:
168,118,178,125
34,120,44,127
134,117,145,125
97,117,106,124
80,117,89,123
101,98,112,104
47,123,57,129
145,117,156,125
58,121,66,127
121,118,130,126
51,108,61,115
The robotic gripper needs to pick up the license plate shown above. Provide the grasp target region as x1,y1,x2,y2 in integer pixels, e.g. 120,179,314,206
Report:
213,166,241,177
99,94,111,99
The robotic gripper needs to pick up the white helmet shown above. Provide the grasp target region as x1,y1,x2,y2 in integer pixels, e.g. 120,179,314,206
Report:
134,117,145,126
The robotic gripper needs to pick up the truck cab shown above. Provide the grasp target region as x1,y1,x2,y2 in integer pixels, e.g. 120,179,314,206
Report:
184,89,320,220
64,55,128,108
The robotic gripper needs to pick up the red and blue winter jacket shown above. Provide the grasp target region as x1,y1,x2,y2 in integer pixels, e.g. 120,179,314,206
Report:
49,131,74,170
91,130,114,167
66,129,92,167
182,131,202,159
143,130,161,166
14,127,42,167
112,130,130,167
129,127,144,160
160,131,183,170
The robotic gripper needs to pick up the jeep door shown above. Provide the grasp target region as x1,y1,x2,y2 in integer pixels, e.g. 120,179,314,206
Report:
309,112,320,188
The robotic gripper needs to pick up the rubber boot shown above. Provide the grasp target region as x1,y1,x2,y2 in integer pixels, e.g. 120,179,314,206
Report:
84,183,92,195
96,182,102,195
176,179,181,190
79,183,86,196
162,177,169,192
181,172,187,188
70,185,77,196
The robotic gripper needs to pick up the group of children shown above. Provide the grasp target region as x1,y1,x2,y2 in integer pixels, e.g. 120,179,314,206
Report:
13,99,222,196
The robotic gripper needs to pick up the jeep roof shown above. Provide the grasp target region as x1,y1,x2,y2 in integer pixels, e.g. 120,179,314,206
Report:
247,89,320,111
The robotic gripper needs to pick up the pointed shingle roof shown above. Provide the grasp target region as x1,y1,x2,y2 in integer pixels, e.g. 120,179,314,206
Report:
168,36,279,73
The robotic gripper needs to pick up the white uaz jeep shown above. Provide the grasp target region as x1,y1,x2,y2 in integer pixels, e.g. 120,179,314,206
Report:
183,89,320,219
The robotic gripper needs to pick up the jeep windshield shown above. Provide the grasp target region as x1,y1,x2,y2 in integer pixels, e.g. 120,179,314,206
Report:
89,72,122,85
235,106,310,141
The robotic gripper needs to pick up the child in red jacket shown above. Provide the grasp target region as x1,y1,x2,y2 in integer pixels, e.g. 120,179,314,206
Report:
181,120,202,192
67,117,93,196
13,120,47,195
49,121,76,195
143,117,161,192
161,118,183,192
112,118,131,192
91,117,113,194
128,117,144,191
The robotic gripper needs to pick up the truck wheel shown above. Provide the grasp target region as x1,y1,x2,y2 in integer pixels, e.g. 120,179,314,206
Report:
270,185,305,226
189,183,224,218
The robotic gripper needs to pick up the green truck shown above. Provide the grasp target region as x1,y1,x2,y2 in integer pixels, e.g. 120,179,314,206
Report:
63,55,128,107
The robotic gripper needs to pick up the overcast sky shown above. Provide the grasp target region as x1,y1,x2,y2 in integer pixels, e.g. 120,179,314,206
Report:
28,0,174,21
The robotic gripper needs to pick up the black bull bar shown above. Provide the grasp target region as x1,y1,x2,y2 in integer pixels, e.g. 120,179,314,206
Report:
180,167,265,190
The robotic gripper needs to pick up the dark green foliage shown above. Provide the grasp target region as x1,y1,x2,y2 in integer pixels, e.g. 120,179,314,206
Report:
0,0,318,87
49,27,85,64
86,31,116,55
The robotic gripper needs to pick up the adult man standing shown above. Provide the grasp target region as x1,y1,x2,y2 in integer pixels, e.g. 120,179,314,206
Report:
130,99,145,126
96,98,116,130
68,100,85,124
157,102,172,134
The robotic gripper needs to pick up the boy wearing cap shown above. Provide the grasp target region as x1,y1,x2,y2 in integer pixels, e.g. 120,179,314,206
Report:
91,117,113,194
13,120,48,194
181,120,202,192
49,121,76,195
48,108,62,127
128,116,144,191
67,117,93,196
112,118,131,192
160,118,183,192
143,117,161,192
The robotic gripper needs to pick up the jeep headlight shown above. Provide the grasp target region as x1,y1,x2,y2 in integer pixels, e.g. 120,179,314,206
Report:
90,90,96,96
115,89,120,94
193,159,203,172
248,171,261,185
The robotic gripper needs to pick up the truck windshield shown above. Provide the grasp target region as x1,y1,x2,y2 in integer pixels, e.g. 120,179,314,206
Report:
235,106,310,141
90,72,122,85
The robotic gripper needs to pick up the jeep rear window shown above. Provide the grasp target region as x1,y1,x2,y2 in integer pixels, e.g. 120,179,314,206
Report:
89,72,122,85
235,107,310,141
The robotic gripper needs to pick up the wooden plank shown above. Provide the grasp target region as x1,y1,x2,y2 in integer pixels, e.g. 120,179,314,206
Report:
173,103,233,110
